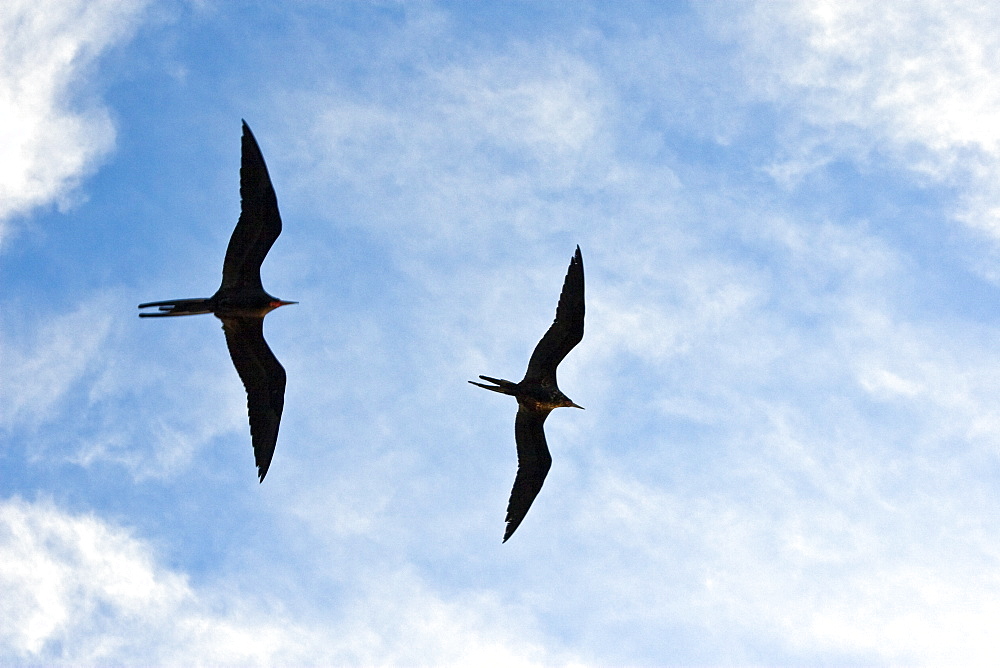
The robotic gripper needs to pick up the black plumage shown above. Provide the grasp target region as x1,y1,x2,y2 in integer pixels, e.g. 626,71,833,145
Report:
470,246,585,541
139,120,295,482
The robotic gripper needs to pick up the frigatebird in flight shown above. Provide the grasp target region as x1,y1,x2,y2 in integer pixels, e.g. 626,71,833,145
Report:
139,120,295,482
470,246,584,542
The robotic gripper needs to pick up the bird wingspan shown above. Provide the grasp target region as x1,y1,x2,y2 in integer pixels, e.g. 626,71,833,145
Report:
220,316,287,482
523,246,584,385
220,121,283,294
503,407,553,542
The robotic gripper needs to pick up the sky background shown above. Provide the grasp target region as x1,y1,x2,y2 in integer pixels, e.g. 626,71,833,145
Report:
4,1,1000,665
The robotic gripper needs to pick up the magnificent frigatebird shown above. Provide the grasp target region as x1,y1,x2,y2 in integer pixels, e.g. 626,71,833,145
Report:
139,120,295,482
470,246,584,542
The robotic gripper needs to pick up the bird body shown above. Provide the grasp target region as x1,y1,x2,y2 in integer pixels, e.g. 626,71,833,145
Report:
473,375,580,413
138,294,292,319
139,120,294,482
470,246,584,542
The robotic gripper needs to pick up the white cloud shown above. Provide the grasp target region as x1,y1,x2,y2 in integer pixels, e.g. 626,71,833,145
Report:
0,497,585,666
0,495,319,665
719,0,1000,152
0,0,147,243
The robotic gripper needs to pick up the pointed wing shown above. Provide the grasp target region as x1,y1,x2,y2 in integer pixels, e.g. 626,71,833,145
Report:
220,121,282,293
503,407,553,542
220,317,287,482
523,246,584,385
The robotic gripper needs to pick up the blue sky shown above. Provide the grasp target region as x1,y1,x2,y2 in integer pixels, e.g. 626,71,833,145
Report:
4,0,1000,665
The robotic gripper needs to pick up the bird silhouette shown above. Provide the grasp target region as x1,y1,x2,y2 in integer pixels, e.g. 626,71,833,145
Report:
139,120,295,482
470,246,584,542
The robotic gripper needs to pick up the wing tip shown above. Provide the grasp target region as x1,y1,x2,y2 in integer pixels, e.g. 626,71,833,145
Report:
241,120,260,148
502,513,526,542
254,444,275,484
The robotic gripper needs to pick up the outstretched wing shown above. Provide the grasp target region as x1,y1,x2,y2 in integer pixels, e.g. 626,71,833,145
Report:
523,246,584,385
503,407,553,542
220,317,287,482
220,121,282,293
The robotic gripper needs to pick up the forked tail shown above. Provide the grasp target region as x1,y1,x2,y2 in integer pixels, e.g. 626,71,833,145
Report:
468,375,519,395
138,298,213,317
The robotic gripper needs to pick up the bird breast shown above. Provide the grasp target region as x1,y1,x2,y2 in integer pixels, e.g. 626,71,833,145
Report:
517,395,563,413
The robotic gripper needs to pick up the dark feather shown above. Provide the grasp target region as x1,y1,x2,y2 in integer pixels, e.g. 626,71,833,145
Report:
221,317,287,482
503,407,553,542
522,245,584,386
220,121,282,294
137,298,213,317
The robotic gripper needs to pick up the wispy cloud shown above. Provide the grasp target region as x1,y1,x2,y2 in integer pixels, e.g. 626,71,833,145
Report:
0,295,116,430
284,44,612,260
562,206,1000,663
708,1,1000,240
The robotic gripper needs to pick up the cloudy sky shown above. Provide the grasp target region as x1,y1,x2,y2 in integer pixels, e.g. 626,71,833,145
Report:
4,1,1000,665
